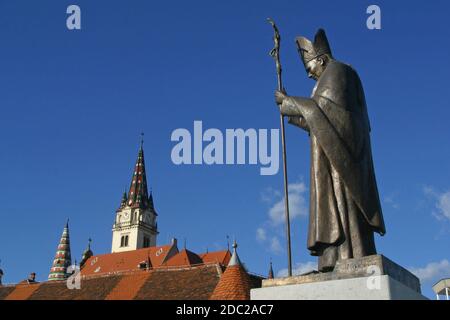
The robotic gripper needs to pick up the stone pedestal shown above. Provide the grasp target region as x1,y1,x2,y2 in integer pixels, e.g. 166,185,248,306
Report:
251,255,428,300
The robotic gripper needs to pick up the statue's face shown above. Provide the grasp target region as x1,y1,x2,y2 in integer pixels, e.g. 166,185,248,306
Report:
305,58,326,81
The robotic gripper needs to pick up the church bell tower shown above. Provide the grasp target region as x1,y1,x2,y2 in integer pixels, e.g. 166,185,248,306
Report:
111,138,158,253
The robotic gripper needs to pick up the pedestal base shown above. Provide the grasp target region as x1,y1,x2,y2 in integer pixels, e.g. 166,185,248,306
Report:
251,255,428,300
251,275,427,300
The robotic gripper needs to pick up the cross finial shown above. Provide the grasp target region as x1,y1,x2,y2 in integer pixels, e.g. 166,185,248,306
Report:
140,132,144,150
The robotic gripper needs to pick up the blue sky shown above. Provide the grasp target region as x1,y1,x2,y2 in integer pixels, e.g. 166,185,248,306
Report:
0,0,449,299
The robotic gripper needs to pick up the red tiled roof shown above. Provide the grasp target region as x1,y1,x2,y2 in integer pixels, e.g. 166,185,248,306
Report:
81,245,173,276
135,265,221,300
199,250,231,265
0,286,15,300
80,245,232,277
27,275,122,300
27,281,78,300
163,249,203,267
0,245,260,300
4,283,41,300
210,265,253,300
105,271,151,300
0,264,260,300
0,266,220,300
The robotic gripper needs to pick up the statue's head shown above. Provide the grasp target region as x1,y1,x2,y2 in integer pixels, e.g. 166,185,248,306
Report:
296,29,333,80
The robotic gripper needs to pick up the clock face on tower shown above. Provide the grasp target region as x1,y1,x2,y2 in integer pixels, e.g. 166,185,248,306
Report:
123,211,129,220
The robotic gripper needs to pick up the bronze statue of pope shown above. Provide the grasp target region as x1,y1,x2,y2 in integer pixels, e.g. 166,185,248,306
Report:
275,29,386,272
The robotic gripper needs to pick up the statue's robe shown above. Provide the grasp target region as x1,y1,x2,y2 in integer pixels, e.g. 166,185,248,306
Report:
282,60,386,271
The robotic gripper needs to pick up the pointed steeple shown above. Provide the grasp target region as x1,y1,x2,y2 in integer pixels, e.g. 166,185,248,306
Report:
119,191,127,209
48,220,72,281
148,190,155,210
228,239,241,266
126,135,150,209
268,259,274,279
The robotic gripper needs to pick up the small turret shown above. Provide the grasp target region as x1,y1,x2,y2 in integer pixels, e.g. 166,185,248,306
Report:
148,191,155,210
119,191,127,209
210,240,252,300
80,238,94,269
268,259,274,279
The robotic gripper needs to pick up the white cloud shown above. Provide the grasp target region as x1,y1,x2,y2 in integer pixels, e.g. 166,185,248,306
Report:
277,261,316,277
256,228,266,242
423,186,434,196
437,192,450,221
268,182,308,225
269,237,283,254
423,187,450,222
260,187,281,203
409,259,450,284
383,195,399,209
256,180,308,254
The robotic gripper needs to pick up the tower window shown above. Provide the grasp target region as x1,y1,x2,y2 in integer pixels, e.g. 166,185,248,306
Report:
143,237,150,248
120,235,129,247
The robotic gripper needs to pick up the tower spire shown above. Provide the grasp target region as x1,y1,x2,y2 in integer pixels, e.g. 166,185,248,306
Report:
111,137,158,253
127,135,150,209
48,221,72,281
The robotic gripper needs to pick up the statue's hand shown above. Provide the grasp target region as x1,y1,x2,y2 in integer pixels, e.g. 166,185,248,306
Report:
275,89,288,106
